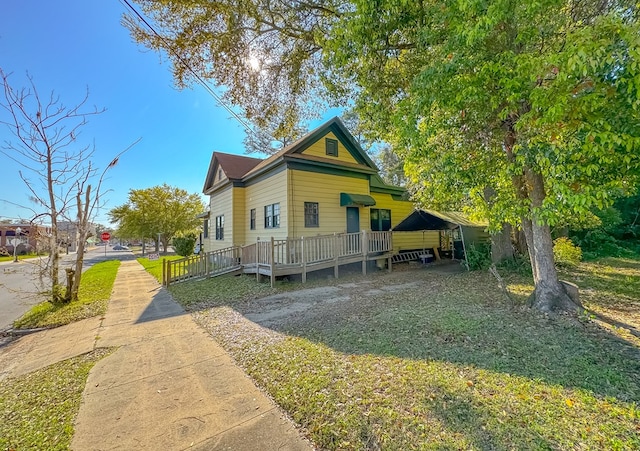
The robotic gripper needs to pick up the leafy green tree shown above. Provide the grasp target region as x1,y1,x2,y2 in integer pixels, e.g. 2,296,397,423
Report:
109,184,204,253
124,1,640,313
570,188,640,257
610,190,640,240
123,0,338,138
329,1,640,312
243,112,308,155
375,144,407,187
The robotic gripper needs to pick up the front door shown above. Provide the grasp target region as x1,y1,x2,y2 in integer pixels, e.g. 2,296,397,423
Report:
346,207,360,233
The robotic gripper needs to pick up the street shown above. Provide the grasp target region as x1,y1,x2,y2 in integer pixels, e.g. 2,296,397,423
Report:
0,246,134,331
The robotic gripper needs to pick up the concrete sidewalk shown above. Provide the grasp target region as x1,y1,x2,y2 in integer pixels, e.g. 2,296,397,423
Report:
1,260,313,450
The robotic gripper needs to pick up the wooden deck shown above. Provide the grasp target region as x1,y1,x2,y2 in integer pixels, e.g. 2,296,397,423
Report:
163,231,394,287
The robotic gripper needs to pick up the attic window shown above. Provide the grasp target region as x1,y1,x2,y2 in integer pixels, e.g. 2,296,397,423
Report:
218,169,223,180
325,138,338,157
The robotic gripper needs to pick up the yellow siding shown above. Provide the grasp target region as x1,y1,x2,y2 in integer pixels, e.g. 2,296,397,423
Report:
232,186,245,245
289,170,370,238
302,132,360,165
244,169,289,244
208,186,234,251
371,193,439,252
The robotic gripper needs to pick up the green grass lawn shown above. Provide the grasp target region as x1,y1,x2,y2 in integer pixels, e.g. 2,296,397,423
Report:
0,253,42,262
0,348,113,451
137,255,183,283
13,260,120,329
170,258,640,450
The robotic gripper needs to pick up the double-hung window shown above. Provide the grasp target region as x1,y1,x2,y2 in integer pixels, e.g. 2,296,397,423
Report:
264,203,280,228
215,215,224,240
250,208,256,230
304,202,319,228
203,219,209,238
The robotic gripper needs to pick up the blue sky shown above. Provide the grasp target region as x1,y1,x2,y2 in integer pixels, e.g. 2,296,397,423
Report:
0,1,333,225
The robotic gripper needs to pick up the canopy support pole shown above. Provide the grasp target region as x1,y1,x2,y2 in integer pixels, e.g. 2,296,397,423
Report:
459,226,470,271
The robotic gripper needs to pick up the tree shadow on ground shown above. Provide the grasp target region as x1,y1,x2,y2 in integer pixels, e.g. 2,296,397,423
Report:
176,264,640,449
227,268,640,404
561,257,640,304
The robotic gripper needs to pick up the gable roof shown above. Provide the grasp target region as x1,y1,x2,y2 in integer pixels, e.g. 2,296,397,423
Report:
203,152,262,193
203,117,396,193
216,152,263,179
242,117,378,180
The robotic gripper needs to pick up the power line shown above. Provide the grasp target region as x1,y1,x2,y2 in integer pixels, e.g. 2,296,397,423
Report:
119,0,272,142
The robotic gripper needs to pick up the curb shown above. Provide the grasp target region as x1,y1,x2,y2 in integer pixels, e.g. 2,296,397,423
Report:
0,327,49,337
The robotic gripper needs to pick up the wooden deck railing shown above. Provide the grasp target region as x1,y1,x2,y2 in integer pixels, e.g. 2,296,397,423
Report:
241,243,257,265
163,246,242,286
162,230,393,286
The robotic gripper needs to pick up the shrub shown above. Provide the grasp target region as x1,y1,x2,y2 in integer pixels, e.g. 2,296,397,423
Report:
553,237,582,267
465,242,492,270
571,229,633,259
496,254,533,276
172,235,196,256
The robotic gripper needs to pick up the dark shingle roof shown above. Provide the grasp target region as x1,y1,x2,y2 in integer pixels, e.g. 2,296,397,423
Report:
214,152,263,179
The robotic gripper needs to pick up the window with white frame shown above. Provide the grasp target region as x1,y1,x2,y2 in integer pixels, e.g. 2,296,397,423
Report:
264,203,280,228
304,202,319,227
215,215,224,240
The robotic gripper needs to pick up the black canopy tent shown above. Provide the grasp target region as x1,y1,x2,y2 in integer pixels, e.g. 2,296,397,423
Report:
393,209,489,266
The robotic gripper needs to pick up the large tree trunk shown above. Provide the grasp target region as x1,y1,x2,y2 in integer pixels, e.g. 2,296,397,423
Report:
50,211,62,302
513,228,528,255
69,186,92,303
520,217,537,282
491,223,514,264
483,186,514,263
524,168,582,314
502,121,579,314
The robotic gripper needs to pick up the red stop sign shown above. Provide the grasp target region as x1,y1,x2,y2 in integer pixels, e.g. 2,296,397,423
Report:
101,232,111,241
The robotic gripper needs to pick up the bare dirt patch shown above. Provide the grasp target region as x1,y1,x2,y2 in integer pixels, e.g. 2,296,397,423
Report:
243,271,433,330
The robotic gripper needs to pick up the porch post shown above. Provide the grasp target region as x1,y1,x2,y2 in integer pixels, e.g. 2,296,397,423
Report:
459,226,470,271
286,237,290,264
388,231,393,273
256,238,261,283
270,237,275,288
301,236,307,283
362,229,368,275
333,233,339,279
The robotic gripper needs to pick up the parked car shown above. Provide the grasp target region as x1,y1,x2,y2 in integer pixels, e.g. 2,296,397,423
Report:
112,244,129,251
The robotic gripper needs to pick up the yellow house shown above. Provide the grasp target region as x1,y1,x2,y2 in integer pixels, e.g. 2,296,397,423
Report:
201,117,436,254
